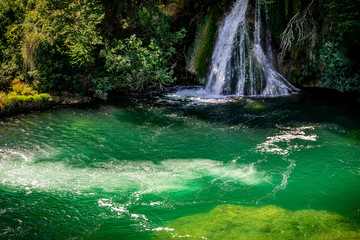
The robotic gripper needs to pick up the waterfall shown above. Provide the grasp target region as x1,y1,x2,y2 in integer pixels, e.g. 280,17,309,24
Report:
205,0,298,96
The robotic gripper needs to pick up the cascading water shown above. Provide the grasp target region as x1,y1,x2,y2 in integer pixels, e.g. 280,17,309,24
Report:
205,0,298,96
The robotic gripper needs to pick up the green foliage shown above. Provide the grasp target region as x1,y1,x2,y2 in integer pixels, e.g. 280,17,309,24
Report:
23,0,104,66
58,0,104,67
16,0,105,94
319,0,360,92
0,0,27,48
0,91,6,109
102,34,176,91
319,41,359,92
0,0,27,88
324,0,360,40
91,76,115,100
98,5,185,98
0,0,185,100
275,0,360,90
0,50,22,89
20,0,50,69
11,78,37,95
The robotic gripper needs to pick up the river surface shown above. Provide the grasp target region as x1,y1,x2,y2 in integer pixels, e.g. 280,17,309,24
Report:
1,87,359,239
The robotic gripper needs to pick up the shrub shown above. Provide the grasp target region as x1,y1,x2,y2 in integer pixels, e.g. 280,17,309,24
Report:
0,91,6,109
11,78,38,95
319,41,360,92
98,5,186,99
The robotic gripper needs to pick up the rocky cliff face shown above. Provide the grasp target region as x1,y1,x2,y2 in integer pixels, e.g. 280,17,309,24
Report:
163,0,233,84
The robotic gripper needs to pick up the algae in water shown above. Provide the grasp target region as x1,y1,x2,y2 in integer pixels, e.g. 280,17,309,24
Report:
153,204,360,239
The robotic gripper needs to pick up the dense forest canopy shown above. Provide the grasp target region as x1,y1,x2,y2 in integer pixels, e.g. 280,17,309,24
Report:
0,0,359,100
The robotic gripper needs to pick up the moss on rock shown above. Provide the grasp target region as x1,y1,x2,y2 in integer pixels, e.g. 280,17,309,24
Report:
185,2,230,84
163,0,186,16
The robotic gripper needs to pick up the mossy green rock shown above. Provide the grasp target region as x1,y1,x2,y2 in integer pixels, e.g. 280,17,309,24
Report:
153,205,360,239
185,2,228,84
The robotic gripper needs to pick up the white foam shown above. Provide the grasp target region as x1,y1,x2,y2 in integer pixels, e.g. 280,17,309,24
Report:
256,126,318,155
162,88,238,105
0,147,269,194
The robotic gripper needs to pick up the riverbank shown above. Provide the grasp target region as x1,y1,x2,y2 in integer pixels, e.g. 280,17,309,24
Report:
1,86,359,119
0,92,92,118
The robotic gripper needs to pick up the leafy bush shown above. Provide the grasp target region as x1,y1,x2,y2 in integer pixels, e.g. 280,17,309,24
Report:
319,41,360,92
102,35,176,90
97,5,186,99
56,0,104,68
324,0,360,40
18,0,104,93
0,91,6,109
0,56,21,89
11,78,37,95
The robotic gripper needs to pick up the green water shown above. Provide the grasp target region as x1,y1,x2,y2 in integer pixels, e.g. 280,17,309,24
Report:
0,88,360,239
